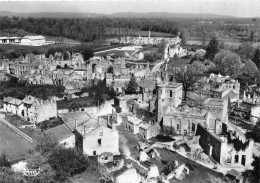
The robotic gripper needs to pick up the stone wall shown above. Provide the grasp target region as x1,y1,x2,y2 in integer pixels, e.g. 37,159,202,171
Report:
196,124,222,162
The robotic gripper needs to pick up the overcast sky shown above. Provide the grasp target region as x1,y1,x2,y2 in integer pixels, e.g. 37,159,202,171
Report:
0,0,259,17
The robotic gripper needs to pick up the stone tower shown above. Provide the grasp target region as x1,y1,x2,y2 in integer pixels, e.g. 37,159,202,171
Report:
156,82,183,122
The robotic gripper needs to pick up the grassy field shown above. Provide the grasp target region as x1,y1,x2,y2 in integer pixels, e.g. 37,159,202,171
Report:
0,120,34,161
44,35,81,45
104,27,172,37
4,114,44,142
0,43,78,54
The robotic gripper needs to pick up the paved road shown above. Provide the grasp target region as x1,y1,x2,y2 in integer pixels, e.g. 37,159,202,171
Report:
0,121,34,161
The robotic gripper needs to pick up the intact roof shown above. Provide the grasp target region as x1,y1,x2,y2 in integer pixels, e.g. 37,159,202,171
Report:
0,37,21,39
23,35,45,40
3,97,22,106
45,124,73,142
59,111,92,131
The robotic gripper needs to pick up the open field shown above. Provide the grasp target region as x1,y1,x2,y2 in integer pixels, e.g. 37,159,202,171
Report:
4,114,44,142
0,43,78,54
44,35,81,45
0,120,34,161
104,27,172,37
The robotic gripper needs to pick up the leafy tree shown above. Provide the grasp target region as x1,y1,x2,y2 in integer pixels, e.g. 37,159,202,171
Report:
180,28,189,44
26,152,55,183
213,50,229,66
205,37,219,60
175,66,199,101
204,60,217,73
221,52,242,77
62,51,70,60
207,173,228,183
0,167,25,183
107,66,113,74
241,60,258,78
158,39,167,54
0,154,10,168
5,49,19,60
236,43,255,62
48,147,88,181
80,79,116,104
253,47,260,69
0,80,65,100
190,61,206,74
242,156,260,183
126,76,139,94
36,133,58,155
81,48,94,63
162,161,176,175
144,53,157,63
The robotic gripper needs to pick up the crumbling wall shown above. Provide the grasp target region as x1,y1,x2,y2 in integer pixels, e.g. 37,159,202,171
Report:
196,124,222,162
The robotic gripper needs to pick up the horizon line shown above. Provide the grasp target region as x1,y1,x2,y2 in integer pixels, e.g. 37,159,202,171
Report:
1,10,259,19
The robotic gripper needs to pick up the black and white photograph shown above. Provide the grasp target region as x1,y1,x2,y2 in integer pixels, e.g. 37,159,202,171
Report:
0,0,259,182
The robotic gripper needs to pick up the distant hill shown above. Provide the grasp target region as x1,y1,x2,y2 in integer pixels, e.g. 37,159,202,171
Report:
0,11,234,19
108,12,233,19
0,11,104,18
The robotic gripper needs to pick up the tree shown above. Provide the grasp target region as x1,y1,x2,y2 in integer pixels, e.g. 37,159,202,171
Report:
26,152,55,183
180,28,189,44
48,147,88,181
0,167,25,183
242,156,260,183
205,37,219,60
158,39,167,54
144,53,157,63
36,133,58,155
213,50,229,66
221,52,242,77
0,154,10,168
175,66,199,101
62,51,70,60
162,161,176,175
236,43,255,62
241,60,258,78
81,48,94,63
107,66,113,74
190,61,206,74
126,76,139,94
253,47,260,69
207,174,228,183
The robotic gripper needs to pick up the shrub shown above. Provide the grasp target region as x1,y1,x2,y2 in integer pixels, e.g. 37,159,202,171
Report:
48,147,88,181
0,154,11,168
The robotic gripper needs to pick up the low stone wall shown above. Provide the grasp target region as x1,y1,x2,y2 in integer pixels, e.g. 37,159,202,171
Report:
0,118,37,146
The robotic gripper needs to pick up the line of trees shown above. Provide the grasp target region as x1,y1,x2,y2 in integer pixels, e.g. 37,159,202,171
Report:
1,16,258,43
0,77,65,100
